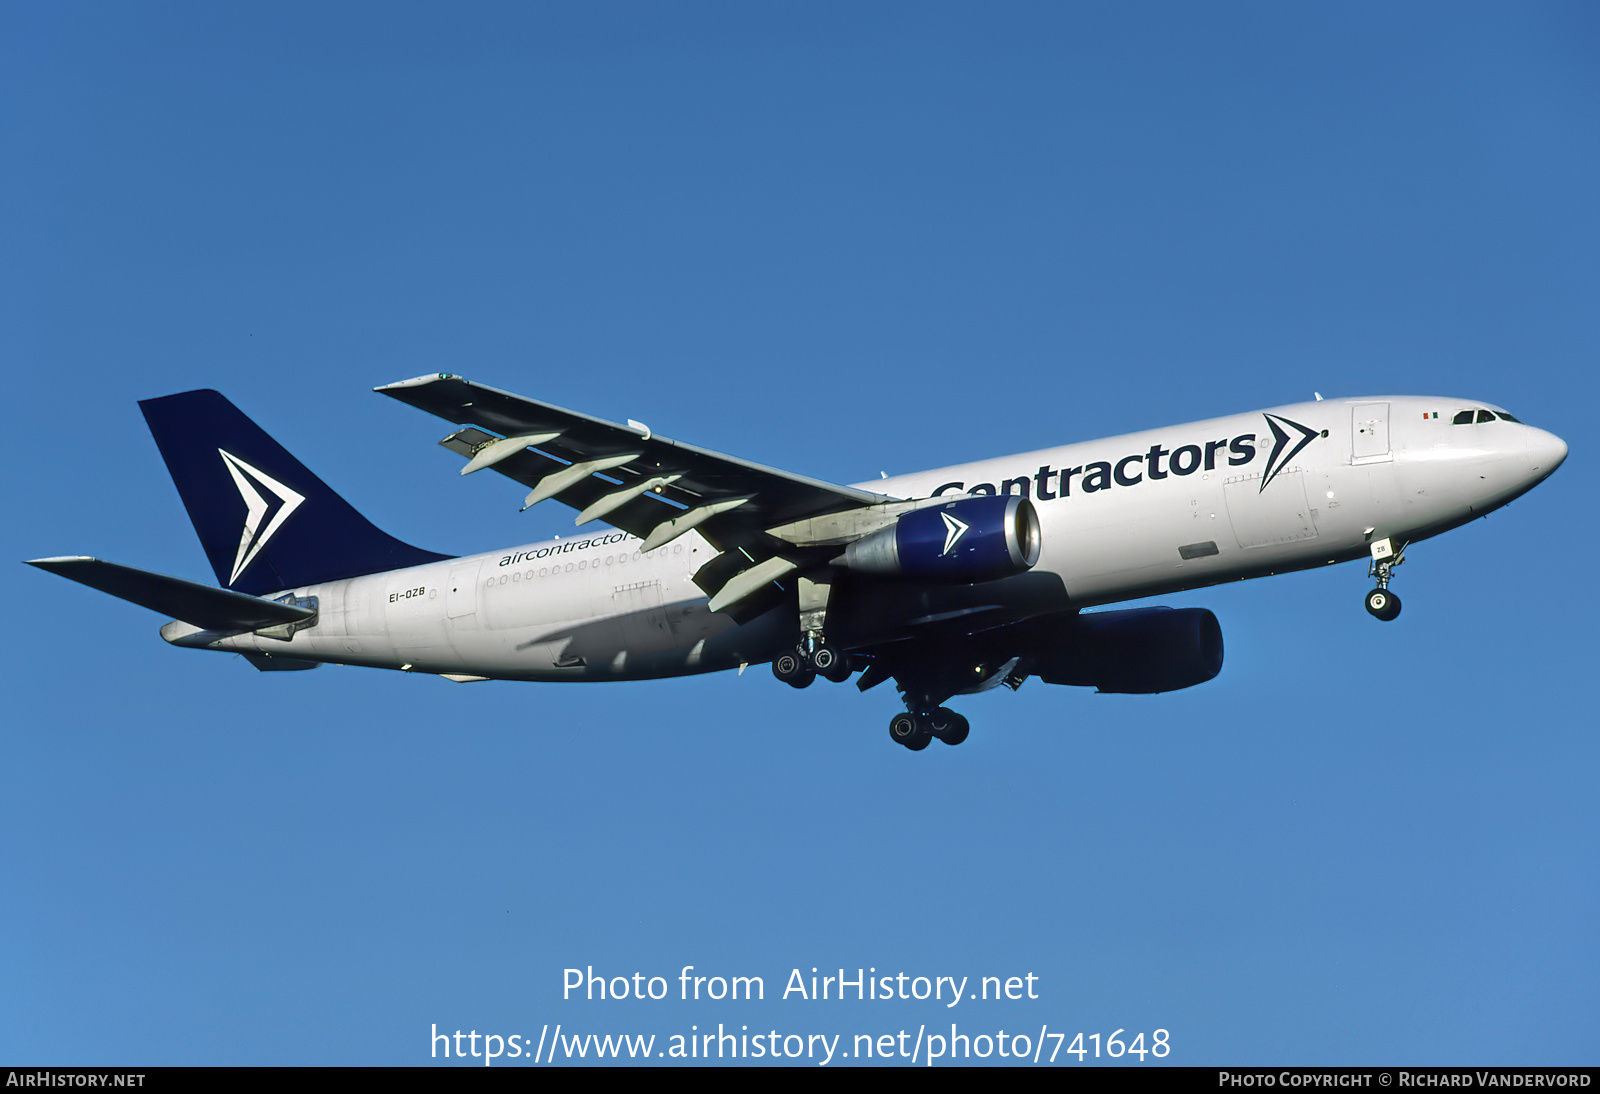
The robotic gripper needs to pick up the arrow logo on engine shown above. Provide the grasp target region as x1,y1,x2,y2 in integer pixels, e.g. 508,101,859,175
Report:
940,511,969,556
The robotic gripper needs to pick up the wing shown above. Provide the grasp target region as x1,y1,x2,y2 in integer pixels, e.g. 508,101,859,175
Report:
376,374,899,615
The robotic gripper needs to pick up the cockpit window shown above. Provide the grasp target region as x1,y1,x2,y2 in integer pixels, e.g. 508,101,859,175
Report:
1453,407,1514,425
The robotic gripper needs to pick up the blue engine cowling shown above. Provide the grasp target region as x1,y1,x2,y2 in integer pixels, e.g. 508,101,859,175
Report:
841,495,1042,583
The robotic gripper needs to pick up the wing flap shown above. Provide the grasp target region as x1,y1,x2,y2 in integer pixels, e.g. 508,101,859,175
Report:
440,428,687,537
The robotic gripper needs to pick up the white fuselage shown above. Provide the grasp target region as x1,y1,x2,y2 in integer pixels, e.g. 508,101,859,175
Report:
169,397,1566,681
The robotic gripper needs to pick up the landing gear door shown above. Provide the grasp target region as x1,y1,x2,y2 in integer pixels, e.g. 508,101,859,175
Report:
1352,402,1391,464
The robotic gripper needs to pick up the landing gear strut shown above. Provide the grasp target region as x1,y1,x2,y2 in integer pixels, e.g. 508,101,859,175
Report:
888,707,970,750
773,573,853,687
1364,537,1405,622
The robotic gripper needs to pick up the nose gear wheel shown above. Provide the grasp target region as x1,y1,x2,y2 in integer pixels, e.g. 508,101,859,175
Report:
1365,588,1401,621
1363,540,1406,622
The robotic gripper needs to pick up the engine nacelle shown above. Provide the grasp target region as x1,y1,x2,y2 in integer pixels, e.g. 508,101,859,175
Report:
841,495,1041,583
1031,606,1223,694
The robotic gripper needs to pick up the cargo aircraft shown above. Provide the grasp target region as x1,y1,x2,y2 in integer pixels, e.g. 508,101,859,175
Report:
27,377,1567,750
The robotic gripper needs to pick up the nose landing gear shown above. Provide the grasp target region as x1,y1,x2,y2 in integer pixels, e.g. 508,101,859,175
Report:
1364,537,1405,621
1365,587,1401,621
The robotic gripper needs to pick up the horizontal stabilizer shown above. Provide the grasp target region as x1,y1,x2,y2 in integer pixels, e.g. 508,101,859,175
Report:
25,557,316,632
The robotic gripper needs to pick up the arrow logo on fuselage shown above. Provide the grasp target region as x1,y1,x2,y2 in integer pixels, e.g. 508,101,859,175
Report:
1258,414,1321,492
940,511,969,556
219,450,305,585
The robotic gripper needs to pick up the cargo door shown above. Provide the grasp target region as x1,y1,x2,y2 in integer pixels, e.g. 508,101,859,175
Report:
1224,470,1319,548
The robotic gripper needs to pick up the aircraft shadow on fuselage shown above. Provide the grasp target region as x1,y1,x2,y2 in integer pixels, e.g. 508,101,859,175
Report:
503,571,1075,680
513,598,746,678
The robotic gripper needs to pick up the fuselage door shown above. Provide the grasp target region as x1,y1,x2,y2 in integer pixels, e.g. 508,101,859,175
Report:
446,560,482,619
1352,402,1392,463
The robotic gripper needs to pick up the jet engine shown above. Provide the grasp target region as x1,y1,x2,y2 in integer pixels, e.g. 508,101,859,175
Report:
840,495,1041,583
1027,606,1223,694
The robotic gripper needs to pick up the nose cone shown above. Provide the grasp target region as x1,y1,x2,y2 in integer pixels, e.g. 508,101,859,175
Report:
1527,427,1568,480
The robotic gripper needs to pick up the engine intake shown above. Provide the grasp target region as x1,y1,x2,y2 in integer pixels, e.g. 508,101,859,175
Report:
841,495,1041,583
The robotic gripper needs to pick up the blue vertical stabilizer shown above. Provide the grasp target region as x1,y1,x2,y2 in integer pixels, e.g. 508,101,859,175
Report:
140,389,451,594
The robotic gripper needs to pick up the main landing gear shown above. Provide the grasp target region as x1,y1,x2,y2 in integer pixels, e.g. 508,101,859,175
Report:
773,570,971,749
1364,537,1405,622
773,572,855,687
771,640,854,689
888,708,970,750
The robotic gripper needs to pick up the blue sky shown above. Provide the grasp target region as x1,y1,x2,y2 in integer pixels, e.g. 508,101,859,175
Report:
3,1,1596,1065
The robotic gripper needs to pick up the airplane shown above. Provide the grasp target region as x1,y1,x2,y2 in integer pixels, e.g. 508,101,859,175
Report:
26,377,1567,750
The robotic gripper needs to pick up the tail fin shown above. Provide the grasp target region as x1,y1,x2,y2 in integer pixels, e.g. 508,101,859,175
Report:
140,390,451,595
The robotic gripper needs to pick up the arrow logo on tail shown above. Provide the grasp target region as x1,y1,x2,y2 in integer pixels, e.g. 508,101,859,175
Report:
219,450,305,585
